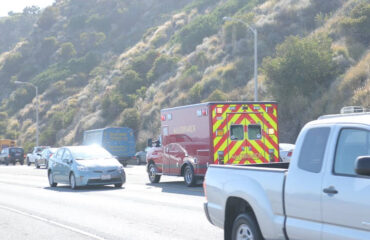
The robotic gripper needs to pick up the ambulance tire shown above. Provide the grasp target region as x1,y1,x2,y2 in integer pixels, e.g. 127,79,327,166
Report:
231,213,263,240
184,165,196,187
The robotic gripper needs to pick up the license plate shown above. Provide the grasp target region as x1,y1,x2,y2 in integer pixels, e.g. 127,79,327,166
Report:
101,174,111,180
15,153,20,156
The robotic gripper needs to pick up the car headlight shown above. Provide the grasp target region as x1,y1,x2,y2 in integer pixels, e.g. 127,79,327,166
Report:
77,166,89,172
117,166,124,173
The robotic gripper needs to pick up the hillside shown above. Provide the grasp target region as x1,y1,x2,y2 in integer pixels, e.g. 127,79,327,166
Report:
0,0,369,151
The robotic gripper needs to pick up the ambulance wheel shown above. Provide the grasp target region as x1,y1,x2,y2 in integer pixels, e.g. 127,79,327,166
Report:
184,165,196,187
148,163,161,183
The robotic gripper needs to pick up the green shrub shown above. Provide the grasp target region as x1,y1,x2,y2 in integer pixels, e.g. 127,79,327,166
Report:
116,70,145,94
188,82,203,103
204,89,228,101
341,2,370,45
101,93,127,121
31,65,71,92
58,42,77,61
147,55,178,83
2,52,24,76
178,66,202,89
37,7,58,30
40,126,57,146
130,50,159,80
119,108,140,136
263,34,337,100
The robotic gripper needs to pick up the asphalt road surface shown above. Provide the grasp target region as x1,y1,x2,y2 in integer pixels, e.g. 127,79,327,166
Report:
0,164,223,240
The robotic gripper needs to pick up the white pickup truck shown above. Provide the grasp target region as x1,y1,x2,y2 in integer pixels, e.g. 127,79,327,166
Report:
204,112,370,240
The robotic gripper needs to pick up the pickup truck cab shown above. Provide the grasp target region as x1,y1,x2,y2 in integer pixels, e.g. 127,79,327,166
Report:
204,112,370,240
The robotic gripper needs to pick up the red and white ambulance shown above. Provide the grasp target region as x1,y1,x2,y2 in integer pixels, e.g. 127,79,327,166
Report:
146,101,279,186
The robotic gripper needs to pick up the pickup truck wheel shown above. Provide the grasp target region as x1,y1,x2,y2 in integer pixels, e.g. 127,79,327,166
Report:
35,160,40,169
148,163,161,183
48,171,57,187
184,165,196,187
27,157,31,166
232,213,263,240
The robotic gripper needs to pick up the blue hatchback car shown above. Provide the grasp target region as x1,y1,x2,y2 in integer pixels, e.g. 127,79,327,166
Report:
48,146,126,189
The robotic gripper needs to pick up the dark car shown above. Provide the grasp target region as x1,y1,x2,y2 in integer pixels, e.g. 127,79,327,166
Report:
0,147,25,165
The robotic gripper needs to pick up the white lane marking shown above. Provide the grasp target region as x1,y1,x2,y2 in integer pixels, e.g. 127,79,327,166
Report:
0,204,107,240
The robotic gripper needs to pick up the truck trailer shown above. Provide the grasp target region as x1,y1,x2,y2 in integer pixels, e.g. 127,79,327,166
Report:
83,127,136,166
146,101,279,186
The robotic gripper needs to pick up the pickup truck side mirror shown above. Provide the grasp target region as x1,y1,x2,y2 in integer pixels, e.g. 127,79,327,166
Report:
355,156,370,176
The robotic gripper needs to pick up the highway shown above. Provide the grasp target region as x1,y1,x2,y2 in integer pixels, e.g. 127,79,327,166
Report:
0,165,223,240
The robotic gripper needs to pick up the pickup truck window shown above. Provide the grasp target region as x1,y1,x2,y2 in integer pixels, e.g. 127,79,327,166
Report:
298,127,330,173
230,125,244,140
334,128,370,176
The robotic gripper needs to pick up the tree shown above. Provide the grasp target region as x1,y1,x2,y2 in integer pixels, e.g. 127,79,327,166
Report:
262,34,338,142
119,108,140,136
116,70,144,94
58,42,77,61
37,7,58,30
23,6,41,15
263,34,337,100
341,2,370,45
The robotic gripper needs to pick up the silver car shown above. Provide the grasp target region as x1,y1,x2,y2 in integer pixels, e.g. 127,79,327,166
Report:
279,143,295,162
47,146,126,189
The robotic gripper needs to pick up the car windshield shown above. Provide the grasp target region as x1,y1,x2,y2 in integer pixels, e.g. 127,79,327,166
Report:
70,146,112,160
10,148,23,153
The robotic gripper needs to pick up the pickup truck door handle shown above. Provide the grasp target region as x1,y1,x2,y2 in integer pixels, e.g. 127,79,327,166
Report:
323,186,338,195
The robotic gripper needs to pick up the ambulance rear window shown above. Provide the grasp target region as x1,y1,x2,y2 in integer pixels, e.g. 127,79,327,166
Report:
230,125,244,141
248,125,262,140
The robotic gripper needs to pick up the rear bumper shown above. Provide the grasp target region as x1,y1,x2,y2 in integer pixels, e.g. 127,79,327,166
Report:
203,202,214,225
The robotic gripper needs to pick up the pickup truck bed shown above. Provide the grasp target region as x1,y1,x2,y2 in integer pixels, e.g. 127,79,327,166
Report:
205,163,289,239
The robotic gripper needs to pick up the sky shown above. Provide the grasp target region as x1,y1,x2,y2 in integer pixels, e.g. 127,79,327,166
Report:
0,0,54,17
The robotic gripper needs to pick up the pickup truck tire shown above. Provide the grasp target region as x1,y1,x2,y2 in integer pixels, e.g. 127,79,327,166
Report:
48,171,57,187
35,160,40,169
27,157,31,166
148,163,161,183
184,165,196,187
231,213,263,240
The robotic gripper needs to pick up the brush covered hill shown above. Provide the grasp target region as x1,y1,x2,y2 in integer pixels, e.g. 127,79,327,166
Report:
0,0,369,151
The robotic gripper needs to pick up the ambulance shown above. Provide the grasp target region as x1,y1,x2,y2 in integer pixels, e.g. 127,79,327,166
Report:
146,101,279,186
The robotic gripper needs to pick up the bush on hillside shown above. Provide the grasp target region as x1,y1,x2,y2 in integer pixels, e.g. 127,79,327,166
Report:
2,52,24,76
115,70,145,94
204,89,228,101
119,108,140,136
263,34,337,100
57,42,77,61
341,2,370,45
130,50,160,80
147,55,178,83
37,7,58,30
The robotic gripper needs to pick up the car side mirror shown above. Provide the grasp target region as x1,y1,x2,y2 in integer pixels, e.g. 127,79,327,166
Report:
355,156,370,176
147,138,153,147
